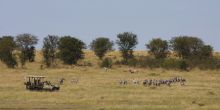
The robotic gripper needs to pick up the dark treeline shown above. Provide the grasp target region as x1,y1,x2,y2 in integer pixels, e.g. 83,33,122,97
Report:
0,32,219,70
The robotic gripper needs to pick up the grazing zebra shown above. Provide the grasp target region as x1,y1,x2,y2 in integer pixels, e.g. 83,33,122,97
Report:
180,78,186,86
104,67,109,72
132,79,140,85
166,80,172,86
71,78,79,84
143,79,148,86
172,76,186,85
155,80,161,86
119,80,128,85
143,79,152,86
142,77,186,87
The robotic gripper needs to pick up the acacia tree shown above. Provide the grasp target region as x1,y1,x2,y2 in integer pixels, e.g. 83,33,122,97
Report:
0,36,17,68
146,38,169,59
116,32,138,63
170,36,204,59
42,35,59,67
58,36,86,65
170,36,213,59
16,33,38,67
90,37,114,60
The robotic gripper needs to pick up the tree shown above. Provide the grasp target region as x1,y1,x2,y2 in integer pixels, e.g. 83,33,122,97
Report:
27,46,35,62
58,36,86,65
16,33,38,67
42,35,59,67
170,36,204,59
0,36,17,68
199,45,213,58
116,32,138,63
146,38,169,59
90,37,114,59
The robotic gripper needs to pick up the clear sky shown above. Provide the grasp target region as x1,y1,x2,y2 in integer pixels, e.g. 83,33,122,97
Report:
0,0,219,51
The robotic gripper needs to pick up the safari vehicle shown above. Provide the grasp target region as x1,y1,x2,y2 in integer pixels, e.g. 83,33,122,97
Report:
24,75,60,91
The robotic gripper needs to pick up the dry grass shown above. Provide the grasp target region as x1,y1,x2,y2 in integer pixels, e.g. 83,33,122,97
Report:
0,51,220,110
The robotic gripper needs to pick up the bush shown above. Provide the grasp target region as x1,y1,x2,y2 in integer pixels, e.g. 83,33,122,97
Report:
121,56,191,71
127,58,139,67
197,57,220,70
100,58,113,68
139,56,162,68
179,60,189,71
161,58,182,70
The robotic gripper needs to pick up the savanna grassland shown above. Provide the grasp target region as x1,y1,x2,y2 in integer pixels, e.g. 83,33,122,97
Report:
0,51,220,110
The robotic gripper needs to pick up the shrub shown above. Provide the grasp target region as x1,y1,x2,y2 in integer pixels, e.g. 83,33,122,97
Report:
122,56,191,71
140,56,162,68
100,58,113,68
127,58,139,67
161,58,182,70
179,60,189,71
197,57,220,70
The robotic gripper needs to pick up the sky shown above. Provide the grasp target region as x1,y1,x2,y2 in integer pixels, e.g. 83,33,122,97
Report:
0,0,219,51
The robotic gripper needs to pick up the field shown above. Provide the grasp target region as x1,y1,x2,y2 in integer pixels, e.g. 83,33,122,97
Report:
0,51,220,110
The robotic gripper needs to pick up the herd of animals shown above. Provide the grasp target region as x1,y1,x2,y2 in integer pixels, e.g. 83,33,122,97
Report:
119,76,186,87
58,67,186,87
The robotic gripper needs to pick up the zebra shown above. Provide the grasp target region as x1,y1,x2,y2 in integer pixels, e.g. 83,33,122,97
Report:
180,78,186,86
119,80,128,85
143,79,148,86
104,67,109,72
132,79,140,85
71,78,79,84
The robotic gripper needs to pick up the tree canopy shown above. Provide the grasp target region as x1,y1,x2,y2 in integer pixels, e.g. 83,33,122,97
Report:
170,36,213,59
16,33,38,67
42,35,59,67
0,36,17,68
146,38,169,59
116,32,138,62
90,37,114,59
58,36,86,65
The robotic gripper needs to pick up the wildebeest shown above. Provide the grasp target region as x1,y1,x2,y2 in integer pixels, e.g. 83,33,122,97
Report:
59,78,65,85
